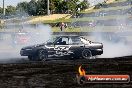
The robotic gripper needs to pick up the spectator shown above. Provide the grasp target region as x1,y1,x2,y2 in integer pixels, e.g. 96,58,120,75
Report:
60,22,65,31
65,23,68,28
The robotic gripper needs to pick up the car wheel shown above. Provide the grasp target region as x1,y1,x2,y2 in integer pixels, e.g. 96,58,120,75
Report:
28,56,36,61
73,49,83,59
28,56,32,60
37,49,48,61
82,49,93,59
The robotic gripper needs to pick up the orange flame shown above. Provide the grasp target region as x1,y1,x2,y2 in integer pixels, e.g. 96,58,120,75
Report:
78,65,86,76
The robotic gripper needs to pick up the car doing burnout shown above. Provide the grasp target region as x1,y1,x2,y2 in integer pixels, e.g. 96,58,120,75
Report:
20,36,103,61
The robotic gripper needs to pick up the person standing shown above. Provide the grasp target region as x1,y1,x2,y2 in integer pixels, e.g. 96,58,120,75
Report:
60,22,65,31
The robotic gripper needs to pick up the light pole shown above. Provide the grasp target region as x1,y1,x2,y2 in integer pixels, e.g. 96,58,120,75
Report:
47,0,50,15
3,0,5,16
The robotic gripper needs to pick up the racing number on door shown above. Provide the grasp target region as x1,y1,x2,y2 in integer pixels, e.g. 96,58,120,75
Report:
54,46,69,51
54,46,70,56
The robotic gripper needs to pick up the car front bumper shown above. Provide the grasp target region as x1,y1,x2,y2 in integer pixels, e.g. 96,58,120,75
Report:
20,49,34,56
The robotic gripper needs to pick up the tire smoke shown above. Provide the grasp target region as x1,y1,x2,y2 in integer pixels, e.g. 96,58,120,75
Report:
0,21,52,62
91,17,132,58
77,2,132,58
93,32,132,58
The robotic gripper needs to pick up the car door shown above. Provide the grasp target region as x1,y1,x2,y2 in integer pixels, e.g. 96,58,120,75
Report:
54,37,70,57
44,37,57,56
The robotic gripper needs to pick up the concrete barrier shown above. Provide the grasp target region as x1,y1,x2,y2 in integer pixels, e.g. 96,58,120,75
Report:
53,32,110,36
53,32,132,36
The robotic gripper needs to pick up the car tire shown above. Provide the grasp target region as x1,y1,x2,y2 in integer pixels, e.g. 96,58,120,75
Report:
73,49,83,59
82,49,93,59
28,56,37,61
28,56,33,60
37,49,48,61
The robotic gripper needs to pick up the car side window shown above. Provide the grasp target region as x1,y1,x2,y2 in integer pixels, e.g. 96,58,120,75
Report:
69,38,73,44
55,37,69,45
70,37,82,44
55,38,62,45
62,37,69,45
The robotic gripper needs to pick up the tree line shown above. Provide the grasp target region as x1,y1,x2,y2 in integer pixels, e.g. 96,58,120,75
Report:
0,0,89,16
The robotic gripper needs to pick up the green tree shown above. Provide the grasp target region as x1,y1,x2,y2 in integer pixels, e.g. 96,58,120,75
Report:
36,0,47,15
78,1,89,10
52,0,68,13
16,1,28,12
15,0,90,16
49,0,55,14
67,0,79,14
28,0,38,16
0,7,3,14
5,5,16,15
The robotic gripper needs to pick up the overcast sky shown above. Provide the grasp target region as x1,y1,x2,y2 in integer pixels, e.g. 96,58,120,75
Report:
0,0,31,7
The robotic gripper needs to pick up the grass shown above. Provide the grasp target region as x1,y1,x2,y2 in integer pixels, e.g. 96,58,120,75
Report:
113,0,128,3
43,17,72,23
81,5,132,14
52,27,81,32
72,14,132,22
43,4,132,23
28,14,72,24
43,11,132,24
27,0,131,24
0,0,130,33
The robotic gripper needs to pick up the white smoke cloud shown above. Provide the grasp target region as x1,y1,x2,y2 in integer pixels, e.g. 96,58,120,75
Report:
0,20,52,62
100,42,132,58
92,18,132,58
94,35,132,58
78,4,132,58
